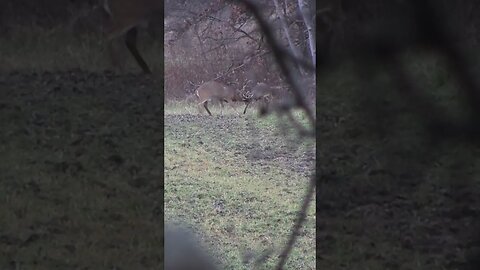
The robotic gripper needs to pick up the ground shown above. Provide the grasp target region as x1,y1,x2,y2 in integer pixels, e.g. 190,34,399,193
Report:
0,71,163,269
317,62,480,270
164,104,316,269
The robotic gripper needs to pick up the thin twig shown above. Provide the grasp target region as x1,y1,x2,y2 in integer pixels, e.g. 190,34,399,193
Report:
233,0,316,127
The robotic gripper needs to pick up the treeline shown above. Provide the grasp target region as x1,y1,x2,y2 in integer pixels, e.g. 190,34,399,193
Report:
320,0,480,58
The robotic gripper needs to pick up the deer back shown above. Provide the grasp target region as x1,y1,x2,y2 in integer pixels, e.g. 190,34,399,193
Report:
103,0,162,38
195,81,237,102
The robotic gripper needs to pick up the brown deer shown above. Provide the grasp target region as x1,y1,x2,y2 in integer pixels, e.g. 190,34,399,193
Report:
195,81,250,116
100,0,163,74
242,82,277,114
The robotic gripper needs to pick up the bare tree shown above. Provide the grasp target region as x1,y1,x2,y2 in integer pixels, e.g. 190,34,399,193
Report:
297,0,315,67
272,0,305,74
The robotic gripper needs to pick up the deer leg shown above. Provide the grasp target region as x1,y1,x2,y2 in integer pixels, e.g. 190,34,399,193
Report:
125,27,152,74
203,101,213,116
220,99,226,115
243,101,251,114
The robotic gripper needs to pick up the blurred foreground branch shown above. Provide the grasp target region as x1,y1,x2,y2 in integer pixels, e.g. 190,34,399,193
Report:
233,0,316,129
231,0,316,269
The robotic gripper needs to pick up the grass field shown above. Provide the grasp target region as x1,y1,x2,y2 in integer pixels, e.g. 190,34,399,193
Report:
164,103,316,269
317,55,480,269
0,71,163,269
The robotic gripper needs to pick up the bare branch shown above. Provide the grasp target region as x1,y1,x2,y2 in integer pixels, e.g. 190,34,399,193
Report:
232,0,316,127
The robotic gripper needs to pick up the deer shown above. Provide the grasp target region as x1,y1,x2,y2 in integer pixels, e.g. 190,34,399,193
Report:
195,81,251,116
242,82,277,114
100,0,163,74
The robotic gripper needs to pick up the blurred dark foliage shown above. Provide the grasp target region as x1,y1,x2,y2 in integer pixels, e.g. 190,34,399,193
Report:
317,0,480,269
0,0,97,32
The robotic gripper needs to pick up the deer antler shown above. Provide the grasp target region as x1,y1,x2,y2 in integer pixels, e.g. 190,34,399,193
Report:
241,79,252,92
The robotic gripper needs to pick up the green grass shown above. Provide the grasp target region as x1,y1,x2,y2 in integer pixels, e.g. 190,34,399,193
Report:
317,53,480,269
0,72,162,269
164,100,250,115
164,105,316,269
0,25,163,73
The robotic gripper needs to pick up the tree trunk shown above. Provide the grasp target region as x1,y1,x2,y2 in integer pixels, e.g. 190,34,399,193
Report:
297,0,315,67
272,0,305,75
